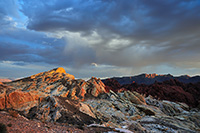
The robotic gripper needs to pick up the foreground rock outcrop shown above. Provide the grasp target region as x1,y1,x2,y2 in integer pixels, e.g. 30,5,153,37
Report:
1,67,106,125
0,67,200,132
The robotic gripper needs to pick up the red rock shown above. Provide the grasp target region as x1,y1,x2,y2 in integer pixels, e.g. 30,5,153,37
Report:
104,78,121,92
6,91,39,111
0,83,16,110
104,78,199,107
123,79,199,107
0,97,5,109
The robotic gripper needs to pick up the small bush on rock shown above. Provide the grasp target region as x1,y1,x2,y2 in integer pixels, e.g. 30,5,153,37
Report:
0,123,8,133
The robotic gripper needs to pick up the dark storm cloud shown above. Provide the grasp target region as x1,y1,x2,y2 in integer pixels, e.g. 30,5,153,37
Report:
0,27,95,67
0,0,19,28
18,0,200,69
21,0,200,36
1,0,200,78
0,0,19,17
0,0,96,67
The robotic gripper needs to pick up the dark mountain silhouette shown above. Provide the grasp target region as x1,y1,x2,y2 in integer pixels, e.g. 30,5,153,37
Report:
102,73,200,85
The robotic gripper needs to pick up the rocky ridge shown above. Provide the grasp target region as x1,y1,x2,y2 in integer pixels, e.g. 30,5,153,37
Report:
0,67,199,132
103,73,200,85
104,78,200,108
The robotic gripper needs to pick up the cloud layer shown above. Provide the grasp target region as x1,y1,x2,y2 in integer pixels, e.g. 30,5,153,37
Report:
0,0,200,78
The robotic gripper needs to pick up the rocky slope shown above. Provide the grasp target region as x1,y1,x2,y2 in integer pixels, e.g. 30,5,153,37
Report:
0,67,200,132
103,73,200,85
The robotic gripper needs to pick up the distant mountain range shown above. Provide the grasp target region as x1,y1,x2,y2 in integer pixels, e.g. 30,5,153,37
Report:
102,73,200,85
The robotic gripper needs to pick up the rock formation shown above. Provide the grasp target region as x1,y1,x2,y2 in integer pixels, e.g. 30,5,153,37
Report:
0,67,200,132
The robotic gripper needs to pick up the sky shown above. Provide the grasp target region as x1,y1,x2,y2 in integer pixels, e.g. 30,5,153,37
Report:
0,0,200,79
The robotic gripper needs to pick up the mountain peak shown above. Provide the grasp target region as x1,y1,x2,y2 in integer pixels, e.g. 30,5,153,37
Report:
53,67,66,74
29,67,74,80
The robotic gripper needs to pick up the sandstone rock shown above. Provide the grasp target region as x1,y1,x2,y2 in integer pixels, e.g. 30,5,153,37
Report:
60,77,106,100
86,77,106,97
6,90,40,112
0,83,16,110
124,91,146,105
0,85,6,109
0,97,5,109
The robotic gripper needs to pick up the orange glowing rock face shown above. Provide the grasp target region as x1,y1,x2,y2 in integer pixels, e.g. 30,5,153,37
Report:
55,67,66,74
6,91,39,111
0,97,5,109
29,67,74,81
0,67,108,117
57,85,64,91
87,77,106,97
145,73,158,78
80,87,86,98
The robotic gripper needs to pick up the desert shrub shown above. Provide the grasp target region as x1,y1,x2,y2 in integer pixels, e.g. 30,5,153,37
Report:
7,123,12,127
0,123,8,133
